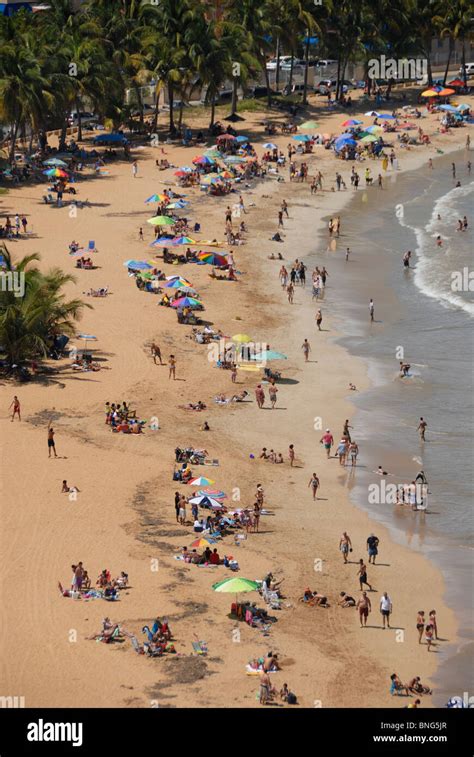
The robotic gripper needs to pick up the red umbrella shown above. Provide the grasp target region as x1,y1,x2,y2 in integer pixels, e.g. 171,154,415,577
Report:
448,79,465,87
217,133,236,141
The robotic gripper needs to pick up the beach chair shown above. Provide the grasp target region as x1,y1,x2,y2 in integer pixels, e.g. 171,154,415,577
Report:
131,636,144,655
191,639,208,655
87,240,97,253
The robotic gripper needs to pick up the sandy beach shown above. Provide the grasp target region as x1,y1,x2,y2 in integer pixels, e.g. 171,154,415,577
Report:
1,90,471,709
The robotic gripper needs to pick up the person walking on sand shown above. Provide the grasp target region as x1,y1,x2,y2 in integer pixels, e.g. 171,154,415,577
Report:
345,247,351,261
429,609,438,640
356,591,371,628
308,473,320,500
48,423,58,458
168,354,176,380
282,199,289,218
287,282,294,303
367,533,379,564
369,299,375,322
268,383,278,409
339,531,352,563
357,559,372,591
417,416,427,441
139,226,144,241
278,210,284,228
349,440,359,467
320,429,334,458
255,384,265,409
132,160,138,178
151,342,163,365
301,339,311,362
231,363,237,383
10,395,21,421
425,624,434,651
343,419,352,442
380,592,392,628
315,309,323,331
416,610,426,644
288,444,295,467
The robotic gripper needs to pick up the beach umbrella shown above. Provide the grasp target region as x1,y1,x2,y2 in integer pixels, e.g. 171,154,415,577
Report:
421,88,441,97
197,252,228,266
262,142,277,149
193,155,214,165
188,476,215,486
235,136,249,143
174,170,189,177
216,133,236,140
377,114,396,119
250,350,287,361
438,88,455,96
292,134,312,142
456,104,470,112
188,496,225,510
149,237,175,248
123,260,153,270
232,333,252,343
360,134,378,143
147,215,175,226
212,576,260,606
166,200,189,209
223,155,246,164
197,488,227,499
341,118,362,127
191,537,218,549
365,125,383,134
145,193,168,203
335,137,356,149
43,167,68,178
365,111,381,116
77,333,98,351
171,236,197,245
300,120,319,129
43,158,67,167
164,277,192,288
170,296,203,309
448,79,465,87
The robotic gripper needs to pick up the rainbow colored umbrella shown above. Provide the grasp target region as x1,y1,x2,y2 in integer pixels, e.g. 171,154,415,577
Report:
164,277,192,288
170,236,196,245
198,488,227,499
197,252,228,266
170,296,203,309
147,216,175,226
145,194,168,203
191,537,217,549
342,119,362,127
43,167,68,178
188,476,215,486
166,200,189,209
193,155,214,165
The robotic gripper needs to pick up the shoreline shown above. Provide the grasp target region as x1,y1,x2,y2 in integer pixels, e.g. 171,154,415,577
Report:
0,105,468,708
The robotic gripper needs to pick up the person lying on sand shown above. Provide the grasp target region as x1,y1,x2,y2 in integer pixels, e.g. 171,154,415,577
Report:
87,618,130,641
179,401,207,411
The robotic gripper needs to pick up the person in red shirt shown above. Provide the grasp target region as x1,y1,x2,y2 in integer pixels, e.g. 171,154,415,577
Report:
320,429,334,458
210,549,220,565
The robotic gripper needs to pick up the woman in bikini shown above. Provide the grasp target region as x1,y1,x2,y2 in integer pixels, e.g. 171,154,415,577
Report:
416,610,425,644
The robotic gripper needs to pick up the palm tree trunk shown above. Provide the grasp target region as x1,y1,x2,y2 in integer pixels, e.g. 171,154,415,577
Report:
275,35,281,92
302,33,310,106
260,54,272,107
443,37,453,85
461,40,467,85
335,57,342,101
133,83,144,128
151,90,160,133
231,77,238,115
59,115,68,151
9,117,20,163
168,83,175,133
209,98,215,129
76,98,83,142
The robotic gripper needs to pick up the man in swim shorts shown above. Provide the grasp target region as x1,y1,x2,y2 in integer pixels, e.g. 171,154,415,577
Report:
356,591,371,627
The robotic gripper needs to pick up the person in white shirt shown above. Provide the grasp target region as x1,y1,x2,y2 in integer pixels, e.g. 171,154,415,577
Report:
380,592,392,628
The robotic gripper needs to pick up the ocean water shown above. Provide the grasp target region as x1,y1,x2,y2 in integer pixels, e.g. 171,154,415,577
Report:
304,150,473,706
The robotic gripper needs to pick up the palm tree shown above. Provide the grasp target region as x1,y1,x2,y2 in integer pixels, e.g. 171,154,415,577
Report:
0,247,90,366
230,0,274,107
434,0,473,85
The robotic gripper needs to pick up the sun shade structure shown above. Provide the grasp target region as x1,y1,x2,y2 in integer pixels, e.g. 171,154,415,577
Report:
187,477,215,486
197,252,228,266
232,334,252,343
250,350,287,361
147,216,175,226
170,296,203,309
212,577,260,593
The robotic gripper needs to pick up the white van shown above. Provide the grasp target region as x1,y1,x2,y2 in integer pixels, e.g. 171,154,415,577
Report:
67,111,97,127
459,63,474,77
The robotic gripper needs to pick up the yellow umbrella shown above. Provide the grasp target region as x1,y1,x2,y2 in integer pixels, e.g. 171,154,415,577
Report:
232,334,252,343
421,89,440,97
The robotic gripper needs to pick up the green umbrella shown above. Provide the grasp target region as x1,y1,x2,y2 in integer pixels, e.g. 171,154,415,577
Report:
360,134,378,143
147,215,176,226
212,577,260,593
300,120,319,130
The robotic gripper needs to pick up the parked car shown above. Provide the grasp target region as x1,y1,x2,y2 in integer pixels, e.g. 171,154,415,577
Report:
459,63,474,77
248,85,279,99
266,55,293,70
282,82,308,96
67,111,97,127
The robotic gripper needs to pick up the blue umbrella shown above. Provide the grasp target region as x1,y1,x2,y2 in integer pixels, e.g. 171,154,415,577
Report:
149,237,175,247
235,136,249,143
438,105,458,112
293,134,312,142
378,114,396,120
335,137,356,150
123,260,153,270
262,142,277,149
